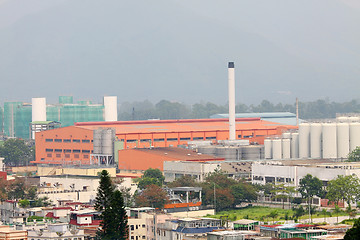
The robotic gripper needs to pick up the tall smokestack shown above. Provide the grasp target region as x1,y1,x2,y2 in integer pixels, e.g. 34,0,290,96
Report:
228,62,236,140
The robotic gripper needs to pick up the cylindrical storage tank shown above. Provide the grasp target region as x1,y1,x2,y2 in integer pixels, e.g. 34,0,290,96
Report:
32,97,46,121
291,132,299,158
322,123,337,159
310,123,322,159
264,138,272,159
350,123,360,152
282,138,291,159
101,128,115,155
337,116,349,122
282,132,291,139
272,138,282,159
242,145,263,160
215,147,241,161
93,129,102,154
104,96,118,122
197,147,216,156
337,122,350,159
349,116,360,123
299,123,311,158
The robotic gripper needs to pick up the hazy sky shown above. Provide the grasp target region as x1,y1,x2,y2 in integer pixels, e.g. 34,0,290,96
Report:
0,0,359,105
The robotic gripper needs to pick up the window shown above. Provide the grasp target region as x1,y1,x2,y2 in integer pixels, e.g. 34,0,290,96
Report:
130,225,134,230
73,139,80,143
64,139,71,143
126,139,137,143
140,139,151,142
180,137,190,141
142,224,145,228
82,139,90,143
54,139,62,142
46,149,53,152
167,138,177,141
65,154,70,158
154,138,164,142
47,153,52,157
56,154,61,158
64,149,71,153
73,149,81,153
45,138,53,142
54,149,62,152
206,136,216,140
83,155,89,159
193,137,204,140
74,154,79,158
82,150,90,153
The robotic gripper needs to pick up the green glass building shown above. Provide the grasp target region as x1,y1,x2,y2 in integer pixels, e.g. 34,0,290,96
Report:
2,96,106,139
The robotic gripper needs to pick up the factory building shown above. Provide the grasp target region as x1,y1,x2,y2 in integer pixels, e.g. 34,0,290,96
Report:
1,96,117,139
75,118,296,148
34,118,297,165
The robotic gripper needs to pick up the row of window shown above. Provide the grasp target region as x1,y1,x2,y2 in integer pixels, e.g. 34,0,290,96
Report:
45,153,89,159
45,138,91,143
125,136,217,143
46,149,92,153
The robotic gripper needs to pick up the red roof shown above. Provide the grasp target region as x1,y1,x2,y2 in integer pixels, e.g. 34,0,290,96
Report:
53,207,73,210
45,212,59,219
69,219,102,226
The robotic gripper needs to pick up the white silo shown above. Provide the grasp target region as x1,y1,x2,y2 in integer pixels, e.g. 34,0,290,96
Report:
350,122,360,152
299,123,311,158
322,123,337,159
337,122,350,159
310,123,322,159
272,138,282,159
264,138,272,159
282,138,291,159
291,132,299,158
282,132,291,139
104,96,118,122
337,116,349,122
349,116,360,122
32,97,46,121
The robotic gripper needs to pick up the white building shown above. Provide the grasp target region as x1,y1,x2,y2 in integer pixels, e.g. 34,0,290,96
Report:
252,159,360,188
27,223,85,240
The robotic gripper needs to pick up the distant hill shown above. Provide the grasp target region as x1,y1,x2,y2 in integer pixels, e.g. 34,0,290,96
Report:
0,0,359,104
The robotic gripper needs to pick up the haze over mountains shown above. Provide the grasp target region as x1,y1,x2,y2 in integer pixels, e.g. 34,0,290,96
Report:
0,0,359,105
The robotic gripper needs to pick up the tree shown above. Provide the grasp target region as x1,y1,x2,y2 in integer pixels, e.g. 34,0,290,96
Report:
344,217,360,240
230,182,257,207
137,168,165,189
135,184,169,209
326,175,360,216
106,190,129,240
298,174,323,222
0,139,34,166
95,170,128,239
167,175,198,188
347,147,360,162
268,210,279,223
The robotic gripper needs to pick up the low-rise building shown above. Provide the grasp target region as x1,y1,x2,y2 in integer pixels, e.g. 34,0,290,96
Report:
0,225,27,240
0,200,28,224
27,223,86,240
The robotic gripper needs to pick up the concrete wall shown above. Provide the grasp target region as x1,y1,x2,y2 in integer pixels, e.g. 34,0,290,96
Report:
164,161,220,182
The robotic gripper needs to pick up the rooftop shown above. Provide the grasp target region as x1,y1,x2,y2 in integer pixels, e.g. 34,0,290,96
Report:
121,147,224,162
75,118,295,134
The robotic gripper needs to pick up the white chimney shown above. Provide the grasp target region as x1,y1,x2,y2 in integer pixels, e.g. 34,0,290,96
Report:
104,96,118,121
228,62,236,140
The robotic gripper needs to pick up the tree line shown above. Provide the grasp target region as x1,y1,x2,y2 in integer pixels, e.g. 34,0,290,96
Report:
118,99,360,121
